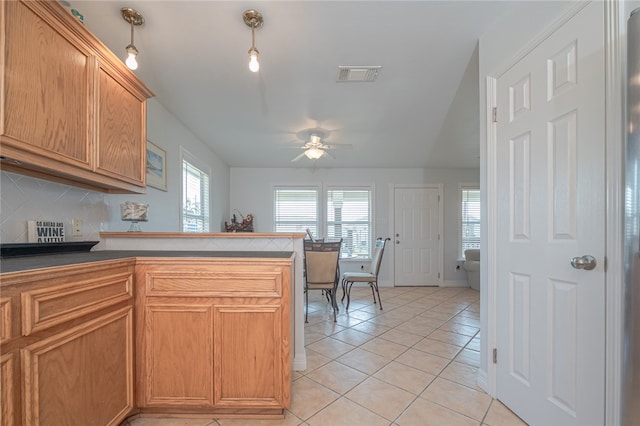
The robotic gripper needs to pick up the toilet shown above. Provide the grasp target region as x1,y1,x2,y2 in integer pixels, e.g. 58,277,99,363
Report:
463,249,480,290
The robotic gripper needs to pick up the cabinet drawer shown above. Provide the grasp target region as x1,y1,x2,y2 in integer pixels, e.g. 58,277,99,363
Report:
21,270,133,336
144,264,286,298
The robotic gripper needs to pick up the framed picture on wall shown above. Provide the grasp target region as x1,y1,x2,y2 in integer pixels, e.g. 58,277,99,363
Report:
146,140,167,191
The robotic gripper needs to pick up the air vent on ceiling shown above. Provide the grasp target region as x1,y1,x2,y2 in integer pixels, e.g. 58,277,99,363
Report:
336,66,382,82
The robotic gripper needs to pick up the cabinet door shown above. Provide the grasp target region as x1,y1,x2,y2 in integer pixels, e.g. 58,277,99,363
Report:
95,65,146,186
1,0,93,169
142,304,214,407
0,297,12,344
213,305,288,408
22,307,134,426
1,352,19,426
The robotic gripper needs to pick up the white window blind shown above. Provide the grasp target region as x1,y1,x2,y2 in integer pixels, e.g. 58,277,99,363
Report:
273,188,318,235
327,188,371,259
461,187,480,257
182,158,210,232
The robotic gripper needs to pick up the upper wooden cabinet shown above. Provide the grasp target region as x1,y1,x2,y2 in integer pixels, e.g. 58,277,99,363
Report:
0,0,153,193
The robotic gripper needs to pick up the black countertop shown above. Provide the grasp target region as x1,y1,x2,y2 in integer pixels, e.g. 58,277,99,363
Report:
0,250,294,274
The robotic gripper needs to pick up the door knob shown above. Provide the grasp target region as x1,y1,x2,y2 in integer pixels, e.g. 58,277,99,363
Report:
570,255,597,270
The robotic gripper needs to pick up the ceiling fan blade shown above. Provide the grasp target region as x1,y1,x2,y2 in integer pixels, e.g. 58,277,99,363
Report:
291,152,307,162
322,143,352,150
323,150,336,159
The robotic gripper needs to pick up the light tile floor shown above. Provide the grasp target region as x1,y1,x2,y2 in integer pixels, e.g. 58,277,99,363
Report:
126,286,527,426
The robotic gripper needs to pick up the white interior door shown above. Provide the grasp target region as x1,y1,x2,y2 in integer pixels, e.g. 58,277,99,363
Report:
494,3,605,425
393,186,442,286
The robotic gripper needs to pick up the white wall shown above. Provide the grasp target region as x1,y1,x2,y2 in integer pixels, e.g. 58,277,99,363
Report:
104,99,230,233
229,167,479,285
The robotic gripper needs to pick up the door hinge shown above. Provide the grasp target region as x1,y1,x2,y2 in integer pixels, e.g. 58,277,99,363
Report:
438,272,441,279
492,107,498,123
438,195,441,202
493,348,498,364
438,234,441,240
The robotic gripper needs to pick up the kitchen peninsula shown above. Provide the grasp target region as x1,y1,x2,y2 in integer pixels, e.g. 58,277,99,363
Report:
1,238,301,424
99,231,307,372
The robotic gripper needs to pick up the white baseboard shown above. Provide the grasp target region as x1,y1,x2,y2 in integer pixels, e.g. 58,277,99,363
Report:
293,350,306,371
477,368,489,394
347,281,393,288
350,280,469,288
441,280,470,288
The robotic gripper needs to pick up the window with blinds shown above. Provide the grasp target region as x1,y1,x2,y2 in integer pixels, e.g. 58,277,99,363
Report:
182,156,210,232
327,188,371,259
460,186,480,257
273,188,319,236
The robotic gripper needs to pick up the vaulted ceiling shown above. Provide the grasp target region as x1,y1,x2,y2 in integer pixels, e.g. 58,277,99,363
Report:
74,1,529,169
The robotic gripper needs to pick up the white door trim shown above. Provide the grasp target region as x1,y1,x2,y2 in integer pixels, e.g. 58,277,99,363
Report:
482,74,498,395
483,0,624,423
390,184,444,286
603,1,625,425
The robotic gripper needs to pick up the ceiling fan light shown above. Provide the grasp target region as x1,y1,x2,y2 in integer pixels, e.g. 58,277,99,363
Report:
309,134,322,145
305,148,324,160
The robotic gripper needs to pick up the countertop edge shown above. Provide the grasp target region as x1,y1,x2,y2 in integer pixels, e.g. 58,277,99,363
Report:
100,232,307,239
1,250,296,275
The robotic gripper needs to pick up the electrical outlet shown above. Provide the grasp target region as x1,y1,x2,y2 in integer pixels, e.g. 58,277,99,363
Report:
72,219,82,237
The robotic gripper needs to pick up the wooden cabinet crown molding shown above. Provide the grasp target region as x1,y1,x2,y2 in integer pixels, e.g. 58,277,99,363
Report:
0,0,154,194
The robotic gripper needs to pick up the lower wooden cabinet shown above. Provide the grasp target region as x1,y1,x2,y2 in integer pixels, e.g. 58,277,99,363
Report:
136,258,292,417
214,305,286,408
0,260,136,426
0,254,293,423
22,307,134,425
1,352,18,426
143,304,215,406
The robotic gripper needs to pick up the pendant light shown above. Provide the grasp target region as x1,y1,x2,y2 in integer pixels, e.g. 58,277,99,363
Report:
243,10,263,73
121,7,144,70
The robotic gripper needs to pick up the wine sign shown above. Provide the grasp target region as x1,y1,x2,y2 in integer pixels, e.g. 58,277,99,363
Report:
27,220,65,243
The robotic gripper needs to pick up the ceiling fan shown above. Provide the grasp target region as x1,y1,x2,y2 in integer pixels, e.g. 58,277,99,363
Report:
290,130,352,162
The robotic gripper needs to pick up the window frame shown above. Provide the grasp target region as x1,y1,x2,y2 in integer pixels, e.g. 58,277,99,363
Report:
271,184,375,260
459,183,481,259
180,147,211,232
272,186,320,236
325,185,373,260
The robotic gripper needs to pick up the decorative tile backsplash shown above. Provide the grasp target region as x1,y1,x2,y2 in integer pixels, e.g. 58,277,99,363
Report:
1,171,108,243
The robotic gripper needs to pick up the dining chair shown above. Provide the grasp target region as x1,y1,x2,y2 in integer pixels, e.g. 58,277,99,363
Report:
340,237,390,311
304,239,342,323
